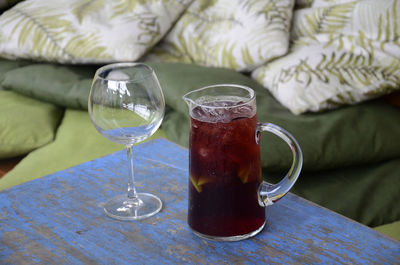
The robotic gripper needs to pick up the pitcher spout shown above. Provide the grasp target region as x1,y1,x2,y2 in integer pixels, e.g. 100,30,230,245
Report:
182,91,196,108
182,86,212,110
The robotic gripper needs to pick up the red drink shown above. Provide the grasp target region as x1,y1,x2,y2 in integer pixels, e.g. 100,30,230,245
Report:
188,100,265,238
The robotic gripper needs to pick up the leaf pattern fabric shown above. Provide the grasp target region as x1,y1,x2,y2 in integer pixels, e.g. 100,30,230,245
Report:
0,0,399,114
0,0,192,64
144,0,294,71
253,0,400,114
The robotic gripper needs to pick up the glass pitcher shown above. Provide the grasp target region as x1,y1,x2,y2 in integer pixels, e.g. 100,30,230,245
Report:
183,84,303,241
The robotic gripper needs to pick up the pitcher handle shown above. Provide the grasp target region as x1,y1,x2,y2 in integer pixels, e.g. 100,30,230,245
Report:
256,123,303,207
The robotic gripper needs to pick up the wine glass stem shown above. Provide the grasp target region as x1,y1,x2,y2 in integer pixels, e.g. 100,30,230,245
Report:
126,144,143,207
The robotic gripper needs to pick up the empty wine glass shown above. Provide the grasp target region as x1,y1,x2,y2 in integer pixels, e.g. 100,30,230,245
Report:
88,62,165,220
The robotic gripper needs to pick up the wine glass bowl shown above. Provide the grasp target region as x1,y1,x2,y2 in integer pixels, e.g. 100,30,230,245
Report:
89,63,165,220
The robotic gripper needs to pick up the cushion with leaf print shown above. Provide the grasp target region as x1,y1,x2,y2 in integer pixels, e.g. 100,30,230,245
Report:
252,0,400,114
0,0,192,64
144,0,294,71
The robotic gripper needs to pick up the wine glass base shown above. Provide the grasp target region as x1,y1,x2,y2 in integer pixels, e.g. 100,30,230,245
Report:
103,193,162,221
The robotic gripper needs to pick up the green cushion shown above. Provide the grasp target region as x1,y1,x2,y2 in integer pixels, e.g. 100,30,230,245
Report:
374,220,400,242
0,90,63,159
0,60,31,83
3,61,400,172
282,158,400,227
2,63,94,109
0,109,166,190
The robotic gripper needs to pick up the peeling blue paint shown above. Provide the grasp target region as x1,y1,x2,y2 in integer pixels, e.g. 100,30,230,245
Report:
0,139,399,264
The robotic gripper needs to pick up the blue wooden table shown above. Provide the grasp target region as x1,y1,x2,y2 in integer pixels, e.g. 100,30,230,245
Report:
1,139,399,264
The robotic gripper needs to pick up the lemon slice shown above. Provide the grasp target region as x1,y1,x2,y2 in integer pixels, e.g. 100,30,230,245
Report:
190,175,212,193
238,165,250,184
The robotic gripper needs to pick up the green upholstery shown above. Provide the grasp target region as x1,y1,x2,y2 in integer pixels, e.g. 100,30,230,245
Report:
0,90,63,159
0,109,165,190
374,221,400,241
4,62,399,172
2,63,94,109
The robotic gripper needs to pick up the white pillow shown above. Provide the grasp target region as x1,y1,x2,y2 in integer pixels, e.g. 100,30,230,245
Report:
253,0,400,114
145,0,294,71
0,0,191,63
